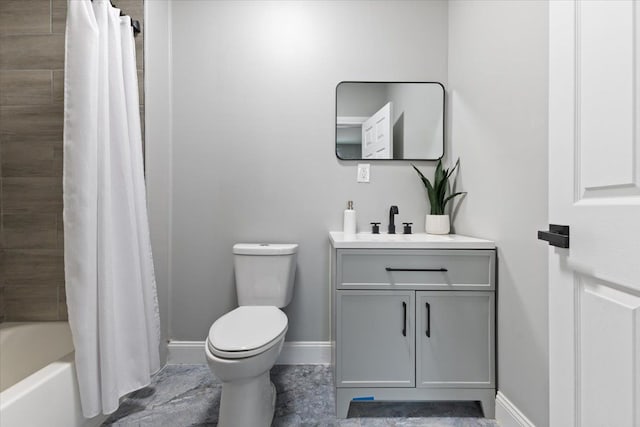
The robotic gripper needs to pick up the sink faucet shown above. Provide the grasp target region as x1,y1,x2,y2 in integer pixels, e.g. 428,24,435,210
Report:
388,205,399,234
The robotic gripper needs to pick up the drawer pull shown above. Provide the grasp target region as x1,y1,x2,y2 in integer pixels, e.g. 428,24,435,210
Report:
385,267,448,272
402,301,407,337
425,302,431,338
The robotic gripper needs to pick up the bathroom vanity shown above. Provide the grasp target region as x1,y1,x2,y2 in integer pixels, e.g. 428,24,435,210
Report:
329,232,496,418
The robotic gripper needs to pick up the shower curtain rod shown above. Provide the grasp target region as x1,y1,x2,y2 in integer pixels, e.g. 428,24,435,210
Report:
90,0,141,36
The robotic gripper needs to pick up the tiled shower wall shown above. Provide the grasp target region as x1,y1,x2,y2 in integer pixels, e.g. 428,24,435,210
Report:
0,0,144,322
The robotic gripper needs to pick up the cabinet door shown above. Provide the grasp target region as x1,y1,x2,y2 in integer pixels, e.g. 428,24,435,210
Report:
416,291,494,388
336,290,414,387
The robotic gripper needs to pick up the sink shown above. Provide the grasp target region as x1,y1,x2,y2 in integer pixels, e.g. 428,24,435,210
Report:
355,233,454,242
329,231,494,249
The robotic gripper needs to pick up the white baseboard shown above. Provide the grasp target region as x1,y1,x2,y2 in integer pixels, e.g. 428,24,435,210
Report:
277,341,331,365
85,414,108,427
167,341,206,364
167,340,331,365
495,391,536,427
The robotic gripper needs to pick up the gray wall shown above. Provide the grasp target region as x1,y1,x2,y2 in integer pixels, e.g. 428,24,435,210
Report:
448,1,549,425
145,0,172,364
146,3,550,425
162,0,449,341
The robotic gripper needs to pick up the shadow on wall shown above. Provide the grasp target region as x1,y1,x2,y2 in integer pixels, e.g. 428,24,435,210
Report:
393,113,405,158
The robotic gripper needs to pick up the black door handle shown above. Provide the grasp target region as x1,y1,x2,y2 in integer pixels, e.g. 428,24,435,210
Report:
402,301,407,337
538,224,569,248
425,302,431,337
386,267,448,272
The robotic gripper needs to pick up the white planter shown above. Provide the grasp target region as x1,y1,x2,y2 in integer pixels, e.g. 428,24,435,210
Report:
425,214,450,235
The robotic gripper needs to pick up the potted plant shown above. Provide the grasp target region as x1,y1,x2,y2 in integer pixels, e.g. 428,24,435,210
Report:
412,159,466,235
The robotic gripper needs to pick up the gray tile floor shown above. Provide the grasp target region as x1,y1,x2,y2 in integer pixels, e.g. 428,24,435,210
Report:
103,365,498,426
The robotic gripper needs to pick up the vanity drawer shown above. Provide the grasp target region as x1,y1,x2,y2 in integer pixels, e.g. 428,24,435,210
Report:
336,249,495,291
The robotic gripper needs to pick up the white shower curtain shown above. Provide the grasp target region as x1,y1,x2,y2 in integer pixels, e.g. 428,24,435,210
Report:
63,0,160,417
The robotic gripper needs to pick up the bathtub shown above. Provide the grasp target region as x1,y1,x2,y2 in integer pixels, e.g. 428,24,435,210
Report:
0,322,106,427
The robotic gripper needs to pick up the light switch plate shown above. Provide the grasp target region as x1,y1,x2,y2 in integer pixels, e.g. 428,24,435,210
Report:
357,163,370,183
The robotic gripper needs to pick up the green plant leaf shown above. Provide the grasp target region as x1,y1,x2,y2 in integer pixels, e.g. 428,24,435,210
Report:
434,160,444,187
412,164,434,194
437,181,448,211
412,160,465,215
412,164,438,213
435,158,443,174
428,191,439,214
446,158,461,180
434,160,449,212
442,191,467,210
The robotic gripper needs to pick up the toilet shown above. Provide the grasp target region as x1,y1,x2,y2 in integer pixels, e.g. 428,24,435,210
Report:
205,243,298,427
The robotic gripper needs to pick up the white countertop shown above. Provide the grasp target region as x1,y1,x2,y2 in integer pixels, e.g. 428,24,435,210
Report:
329,231,495,249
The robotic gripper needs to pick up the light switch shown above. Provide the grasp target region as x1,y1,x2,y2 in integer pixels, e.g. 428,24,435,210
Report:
357,164,370,183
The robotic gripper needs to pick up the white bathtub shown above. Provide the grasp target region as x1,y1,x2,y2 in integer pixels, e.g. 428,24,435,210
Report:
0,322,106,427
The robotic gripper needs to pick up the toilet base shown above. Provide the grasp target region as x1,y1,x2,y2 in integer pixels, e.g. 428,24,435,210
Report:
218,370,276,427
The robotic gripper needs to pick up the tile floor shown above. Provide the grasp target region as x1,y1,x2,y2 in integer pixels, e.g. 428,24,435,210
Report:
103,365,498,426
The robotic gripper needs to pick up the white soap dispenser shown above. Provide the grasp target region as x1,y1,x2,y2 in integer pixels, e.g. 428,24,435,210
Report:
343,200,356,239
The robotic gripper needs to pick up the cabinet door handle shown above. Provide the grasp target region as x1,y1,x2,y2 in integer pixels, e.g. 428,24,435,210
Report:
402,301,407,337
386,267,448,272
425,302,431,338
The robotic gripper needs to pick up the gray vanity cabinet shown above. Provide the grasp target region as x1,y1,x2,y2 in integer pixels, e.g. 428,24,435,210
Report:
416,291,495,389
336,290,415,388
330,242,496,419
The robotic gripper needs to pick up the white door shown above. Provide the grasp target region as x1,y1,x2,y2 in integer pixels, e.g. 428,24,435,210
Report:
362,101,393,159
548,1,640,426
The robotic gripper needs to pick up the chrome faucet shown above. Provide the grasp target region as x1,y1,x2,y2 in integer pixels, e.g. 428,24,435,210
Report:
388,205,399,234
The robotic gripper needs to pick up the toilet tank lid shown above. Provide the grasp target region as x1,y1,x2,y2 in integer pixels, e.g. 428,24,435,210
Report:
233,243,298,255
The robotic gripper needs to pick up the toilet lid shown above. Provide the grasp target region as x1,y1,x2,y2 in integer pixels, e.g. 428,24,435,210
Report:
208,306,288,352
233,243,298,255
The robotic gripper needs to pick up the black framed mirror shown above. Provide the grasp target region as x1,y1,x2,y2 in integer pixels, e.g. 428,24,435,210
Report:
335,81,445,160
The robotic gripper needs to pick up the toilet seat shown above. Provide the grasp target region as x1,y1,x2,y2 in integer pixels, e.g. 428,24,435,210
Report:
208,328,287,359
208,306,288,359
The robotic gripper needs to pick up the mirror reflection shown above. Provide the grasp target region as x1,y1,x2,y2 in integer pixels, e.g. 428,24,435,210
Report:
336,82,444,160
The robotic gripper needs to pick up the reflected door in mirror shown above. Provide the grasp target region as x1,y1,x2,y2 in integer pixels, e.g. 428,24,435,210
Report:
336,82,444,161
362,102,393,159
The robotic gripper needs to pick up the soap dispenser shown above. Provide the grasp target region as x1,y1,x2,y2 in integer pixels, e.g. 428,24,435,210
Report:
343,201,356,239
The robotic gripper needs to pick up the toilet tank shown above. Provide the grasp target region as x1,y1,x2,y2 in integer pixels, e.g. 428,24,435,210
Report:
233,243,298,308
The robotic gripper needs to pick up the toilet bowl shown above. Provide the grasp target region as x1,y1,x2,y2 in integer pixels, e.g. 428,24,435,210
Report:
205,307,288,427
205,243,297,427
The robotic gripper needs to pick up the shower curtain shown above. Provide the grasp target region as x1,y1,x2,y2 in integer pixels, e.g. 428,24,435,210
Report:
63,0,160,417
